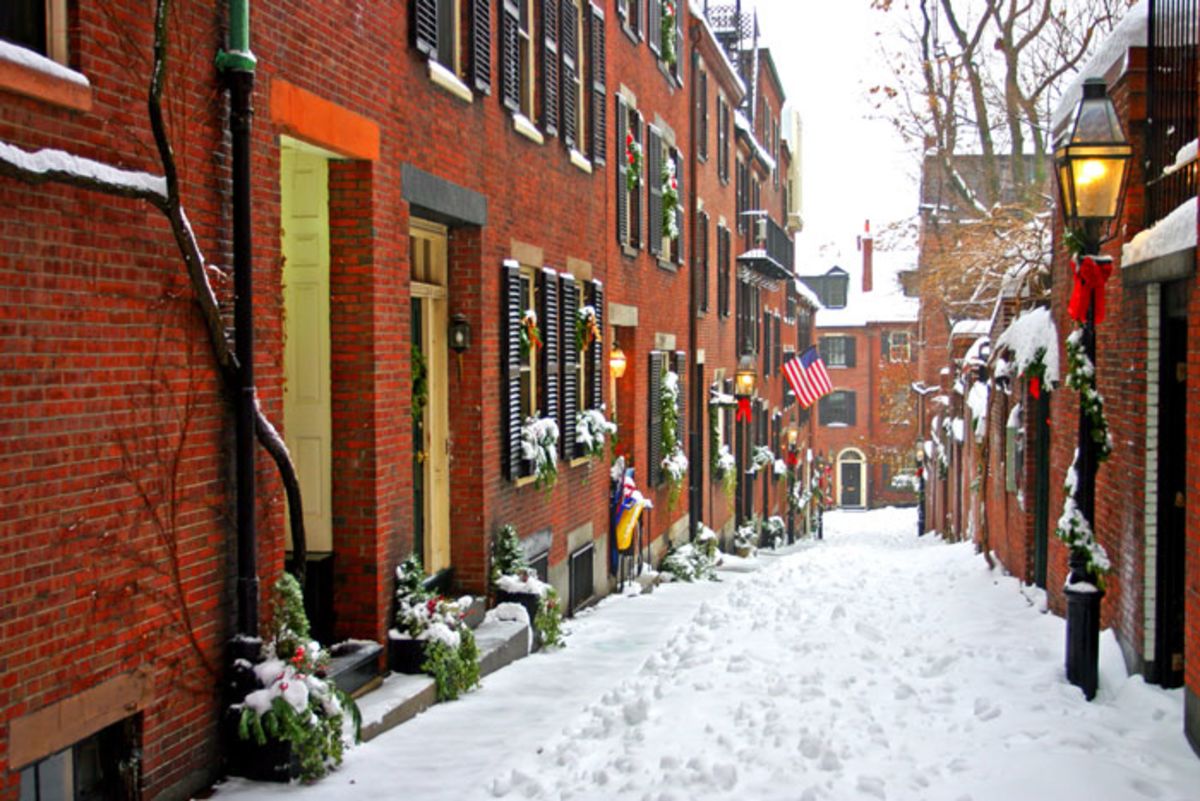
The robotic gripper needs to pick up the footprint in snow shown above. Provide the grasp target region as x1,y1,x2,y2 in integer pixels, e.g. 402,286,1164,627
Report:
818,748,842,772
830,604,846,622
854,620,885,644
1129,777,1163,798
857,775,886,800
973,697,1001,721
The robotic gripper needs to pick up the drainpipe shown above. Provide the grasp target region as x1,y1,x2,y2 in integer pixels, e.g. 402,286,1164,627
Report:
687,26,702,542
217,2,259,642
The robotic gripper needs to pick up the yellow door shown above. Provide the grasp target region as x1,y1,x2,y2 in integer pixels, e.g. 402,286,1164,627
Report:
410,221,451,573
281,148,333,553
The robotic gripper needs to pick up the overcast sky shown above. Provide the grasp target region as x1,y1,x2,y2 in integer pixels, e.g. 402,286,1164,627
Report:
752,0,919,267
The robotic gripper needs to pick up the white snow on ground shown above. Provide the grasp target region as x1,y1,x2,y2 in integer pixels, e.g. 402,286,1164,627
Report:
214,509,1200,801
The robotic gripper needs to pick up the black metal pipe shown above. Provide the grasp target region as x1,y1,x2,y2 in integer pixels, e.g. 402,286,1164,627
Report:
229,68,258,639
687,37,702,542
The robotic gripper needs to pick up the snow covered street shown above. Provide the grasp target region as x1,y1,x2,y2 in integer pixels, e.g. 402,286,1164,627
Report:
214,508,1200,801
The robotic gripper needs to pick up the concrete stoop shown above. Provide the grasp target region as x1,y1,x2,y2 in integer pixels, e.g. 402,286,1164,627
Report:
357,615,531,742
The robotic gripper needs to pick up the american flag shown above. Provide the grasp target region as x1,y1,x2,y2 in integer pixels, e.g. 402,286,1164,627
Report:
783,346,833,409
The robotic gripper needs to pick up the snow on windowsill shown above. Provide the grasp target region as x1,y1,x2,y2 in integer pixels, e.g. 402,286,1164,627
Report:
0,140,166,199
569,149,592,174
1121,196,1198,267
427,59,474,104
512,113,545,145
0,40,89,88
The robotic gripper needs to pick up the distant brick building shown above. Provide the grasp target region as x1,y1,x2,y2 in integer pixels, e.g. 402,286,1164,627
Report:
798,223,919,509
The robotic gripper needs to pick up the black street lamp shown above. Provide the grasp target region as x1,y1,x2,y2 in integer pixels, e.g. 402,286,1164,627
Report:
1053,78,1132,701
784,421,800,543
733,354,758,524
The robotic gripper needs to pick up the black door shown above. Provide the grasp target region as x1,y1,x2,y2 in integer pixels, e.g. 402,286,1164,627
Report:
842,461,862,507
1154,281,1187,687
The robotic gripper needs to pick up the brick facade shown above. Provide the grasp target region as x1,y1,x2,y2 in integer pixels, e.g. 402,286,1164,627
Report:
0,1,807,795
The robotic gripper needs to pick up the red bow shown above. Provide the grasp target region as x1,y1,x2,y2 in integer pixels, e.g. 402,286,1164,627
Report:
736,397,752,422
1029,375,1041,400
785,450,799,467
1068,256,1113,324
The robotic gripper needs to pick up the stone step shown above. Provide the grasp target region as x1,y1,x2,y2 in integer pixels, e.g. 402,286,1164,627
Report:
357,613,531,742
326,640,384,697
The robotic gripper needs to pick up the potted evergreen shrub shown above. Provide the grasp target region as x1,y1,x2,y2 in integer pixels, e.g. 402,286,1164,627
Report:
491,524,564,650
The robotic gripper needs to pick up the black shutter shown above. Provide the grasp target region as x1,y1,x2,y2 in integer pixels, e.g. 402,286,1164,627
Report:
414,0,438,56
501,0,521,111
589,5,607,164
819,337,830,363
673,149,683,264
616,99,628,245
561,0,578,148
673,1,682,77
697,212,709,312
880,332,890,361
774,314,781,373
673,350,686,443
735,160,745,234
589,280,604,412
762,310,771,376
540,268,560,432
471,0,492,93
847,391,857,426
647,127,662,256
699,67,708,159
560,274,579,458
503,261,524,480
845,336,857,368
542,0,560,135
648,0,661,55
648,351,664,486
818,395,830,426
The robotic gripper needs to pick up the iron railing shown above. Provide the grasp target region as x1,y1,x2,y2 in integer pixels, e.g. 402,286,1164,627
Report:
1145,0,1198,228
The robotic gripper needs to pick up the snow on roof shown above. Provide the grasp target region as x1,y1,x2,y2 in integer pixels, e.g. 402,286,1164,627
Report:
1121,196,1198,266
814,248,919,328
950,319,990,338
993,306,1060,386
963,335,990,367
1052,1,1148,132
792,278,821,310
0,39,90,89
734,110,777,173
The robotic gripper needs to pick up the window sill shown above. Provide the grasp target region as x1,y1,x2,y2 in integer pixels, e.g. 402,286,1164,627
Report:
512,113,545,145
515,474,537,489
0,44,91,112
621,244,640,260
569,455,591,469
656,258,678,273
428,60,474,104
622,24,640,44
569,149,592,173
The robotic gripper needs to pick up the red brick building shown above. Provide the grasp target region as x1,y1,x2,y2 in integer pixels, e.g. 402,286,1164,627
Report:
0,0,809,796
798,225,920,509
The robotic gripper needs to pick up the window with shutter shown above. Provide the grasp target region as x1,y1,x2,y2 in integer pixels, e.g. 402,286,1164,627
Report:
616,99,629,246
697,212,709,312
414,0,439,58
501,0,522,111
845,336,857,368
696,62,708,162
672,148,683,264
503,261,527,479
648,351,664,486
648,0,661,55
471,0,491,92
773,314,781,373
539,268,561,437
647,126,663,257
630,110,643,248
717,97,730,184
542,0,559,135
673,351,687,461
560,274,579,458
718,226,730,318
762,310,772,378
588,280,604,412
589,5,607,164
561,0,583,150
735,158,745,234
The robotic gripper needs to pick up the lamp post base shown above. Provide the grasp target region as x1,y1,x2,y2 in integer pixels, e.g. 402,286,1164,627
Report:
1064,557,1104,701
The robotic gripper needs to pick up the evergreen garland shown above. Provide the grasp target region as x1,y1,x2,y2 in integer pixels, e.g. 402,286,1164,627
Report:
1064,328,1112,462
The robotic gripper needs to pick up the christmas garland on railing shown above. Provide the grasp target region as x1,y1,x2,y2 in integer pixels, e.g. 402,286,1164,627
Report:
625,133,643,193
662,156,680,242
1055,450,1113,588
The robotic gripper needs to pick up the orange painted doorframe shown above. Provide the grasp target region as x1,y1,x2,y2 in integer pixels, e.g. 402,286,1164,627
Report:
269,78,380,161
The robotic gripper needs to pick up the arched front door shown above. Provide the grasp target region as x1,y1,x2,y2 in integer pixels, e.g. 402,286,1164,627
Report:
838,449,866,509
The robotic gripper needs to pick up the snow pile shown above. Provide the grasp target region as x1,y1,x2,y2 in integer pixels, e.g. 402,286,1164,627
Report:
967,380,989,441
1121,196,1198,266
994,306,1060,386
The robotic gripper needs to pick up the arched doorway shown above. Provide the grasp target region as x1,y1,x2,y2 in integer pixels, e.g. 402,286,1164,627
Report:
837,448,866,509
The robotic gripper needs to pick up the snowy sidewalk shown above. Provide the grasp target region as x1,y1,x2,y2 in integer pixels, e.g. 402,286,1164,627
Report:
214,509,1200,801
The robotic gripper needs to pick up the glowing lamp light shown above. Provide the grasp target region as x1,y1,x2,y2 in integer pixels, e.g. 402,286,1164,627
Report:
734,354,757,398
1054,78,1132,237
609,343,627,379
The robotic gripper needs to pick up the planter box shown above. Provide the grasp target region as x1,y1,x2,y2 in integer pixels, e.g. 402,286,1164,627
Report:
387,635,428,675
494,589,541,650
225,709,299,782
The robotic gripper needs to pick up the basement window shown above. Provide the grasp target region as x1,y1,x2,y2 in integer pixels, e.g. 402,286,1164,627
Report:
19,718,139,801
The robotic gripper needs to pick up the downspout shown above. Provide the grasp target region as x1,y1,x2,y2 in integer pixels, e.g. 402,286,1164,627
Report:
687,25,702,542
217,2,259,641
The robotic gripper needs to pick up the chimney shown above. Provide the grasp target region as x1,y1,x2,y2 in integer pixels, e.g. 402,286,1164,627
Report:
858,219,873,293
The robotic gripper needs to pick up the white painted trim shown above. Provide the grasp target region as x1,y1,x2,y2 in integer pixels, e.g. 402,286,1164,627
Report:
1143,283,1161,658
569,148,593,173
428,60,474,104
512,113,545,145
